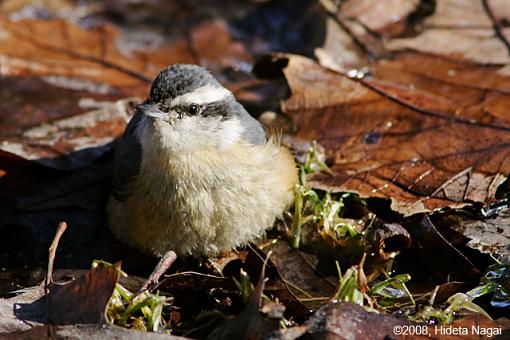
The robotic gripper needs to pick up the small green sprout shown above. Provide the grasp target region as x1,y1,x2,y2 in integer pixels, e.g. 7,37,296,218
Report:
98,259,172,332
291,141,362,248
369,273,415,307
292,141,332,248
92,259,127,277
233,268,255,304
333,255,418,314
298,140,331,186
292,187,359,248
480,263,509,308
412,263,509,324
106,285,170,331
334,261,366,306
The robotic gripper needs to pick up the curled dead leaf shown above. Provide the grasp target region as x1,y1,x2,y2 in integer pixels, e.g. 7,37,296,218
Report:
268,53,510,215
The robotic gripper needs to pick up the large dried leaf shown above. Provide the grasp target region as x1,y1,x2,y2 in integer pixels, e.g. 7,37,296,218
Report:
0,76,119,136
276,54,510,215
0,17,192,95
1,100,132,169
386,0,510,65
386,28,509,65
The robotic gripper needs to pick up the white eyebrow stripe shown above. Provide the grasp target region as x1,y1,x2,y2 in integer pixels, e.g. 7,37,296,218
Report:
170,84,232,106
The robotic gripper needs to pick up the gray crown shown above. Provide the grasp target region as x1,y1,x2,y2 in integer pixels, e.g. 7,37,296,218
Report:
149,64,221,103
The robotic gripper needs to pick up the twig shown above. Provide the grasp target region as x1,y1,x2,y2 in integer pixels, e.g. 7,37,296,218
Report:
45,221,68,289
45,221,68,325
482,0,510,56
139,250,177,293
359,77,510,133
319,42,510,132
318,0,383,58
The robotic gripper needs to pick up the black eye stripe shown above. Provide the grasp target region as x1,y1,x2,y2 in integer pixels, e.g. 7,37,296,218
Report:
200,101,232,118
156,100,233,118
158,103,170,112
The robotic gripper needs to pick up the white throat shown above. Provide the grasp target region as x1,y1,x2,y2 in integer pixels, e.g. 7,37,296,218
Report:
139,114,245,153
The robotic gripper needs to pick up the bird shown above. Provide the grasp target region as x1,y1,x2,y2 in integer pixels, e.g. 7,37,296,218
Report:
107,64,298,257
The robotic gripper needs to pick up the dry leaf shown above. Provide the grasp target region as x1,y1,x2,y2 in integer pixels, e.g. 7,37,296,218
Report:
275,53,510,215
385,0,510,65
341,0,419,36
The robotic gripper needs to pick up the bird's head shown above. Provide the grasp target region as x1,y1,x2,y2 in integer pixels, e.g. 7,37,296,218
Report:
135,64,255,150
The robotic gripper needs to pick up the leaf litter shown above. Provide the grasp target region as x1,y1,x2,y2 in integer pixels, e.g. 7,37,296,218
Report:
0,0,509,339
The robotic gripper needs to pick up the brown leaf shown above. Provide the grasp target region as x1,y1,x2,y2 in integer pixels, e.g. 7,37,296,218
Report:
46,262,120,324
0,16,190,169
341,0,419,37
260,239,338,310
1,100,132,169
271,302,509,340
314,17,369,73
244,246,311,317
0,76,119,136
426,0,492,27
385,0,510,65
0,263,119,332
491,0,510,23
273,302,416,339
275,53,510,215
403,215,480,282
0,0,73,16
0,17,193,95
369,223,411,262
435,212,510,262
189,19,252,73
386,29,509,65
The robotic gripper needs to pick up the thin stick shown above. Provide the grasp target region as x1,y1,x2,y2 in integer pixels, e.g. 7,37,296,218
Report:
45,221,68,289
139,250,177,293
482,0,510,56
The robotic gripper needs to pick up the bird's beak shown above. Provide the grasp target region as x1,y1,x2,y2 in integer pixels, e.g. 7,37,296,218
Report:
135,103,165,120
135,102,177,123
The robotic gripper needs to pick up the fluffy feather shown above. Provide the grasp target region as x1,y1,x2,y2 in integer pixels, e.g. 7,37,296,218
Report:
107,114,297,256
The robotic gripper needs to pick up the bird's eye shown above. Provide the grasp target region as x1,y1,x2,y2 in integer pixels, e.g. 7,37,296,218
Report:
188,104,200,116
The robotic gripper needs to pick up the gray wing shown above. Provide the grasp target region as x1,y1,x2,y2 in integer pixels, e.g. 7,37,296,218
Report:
236,103,266,145
111,111,143,202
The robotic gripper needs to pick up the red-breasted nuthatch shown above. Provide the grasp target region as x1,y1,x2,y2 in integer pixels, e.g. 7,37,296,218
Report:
107,64,297,257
